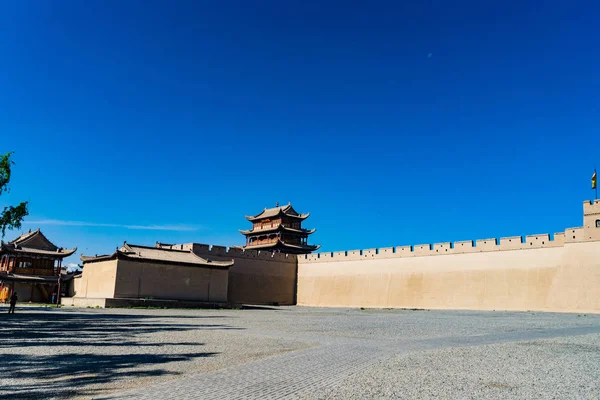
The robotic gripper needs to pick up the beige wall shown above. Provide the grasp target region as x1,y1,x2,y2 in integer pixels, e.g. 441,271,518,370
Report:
77,260,117,299
72,275,83,296
113,259,228,302
298,241,600,313
190,244,297,305
298,200,600,313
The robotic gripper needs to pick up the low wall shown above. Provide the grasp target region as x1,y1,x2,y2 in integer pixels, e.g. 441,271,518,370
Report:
61,297,107,308
61,296,231,309
298,241,600,313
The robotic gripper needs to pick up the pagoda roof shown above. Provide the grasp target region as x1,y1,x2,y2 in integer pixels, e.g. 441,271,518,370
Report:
1,229,77,258
0,271,76,284
245,203,310,222
80,243,234,269
244,239,320,253
239,225,316,236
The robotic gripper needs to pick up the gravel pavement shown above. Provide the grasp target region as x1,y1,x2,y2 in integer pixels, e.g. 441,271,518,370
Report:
1,305,599,399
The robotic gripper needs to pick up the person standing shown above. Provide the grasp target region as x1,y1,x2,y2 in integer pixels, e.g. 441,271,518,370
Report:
8,291,17,314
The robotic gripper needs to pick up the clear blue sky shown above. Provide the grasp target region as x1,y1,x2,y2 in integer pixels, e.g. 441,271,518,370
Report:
1,1,598,266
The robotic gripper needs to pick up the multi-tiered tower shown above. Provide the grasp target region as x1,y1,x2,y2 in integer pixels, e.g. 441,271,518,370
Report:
240,203,320,254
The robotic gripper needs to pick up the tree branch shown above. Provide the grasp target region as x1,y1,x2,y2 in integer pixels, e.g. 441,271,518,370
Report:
0,202,29,238
0,151,15,194
0,152,28,238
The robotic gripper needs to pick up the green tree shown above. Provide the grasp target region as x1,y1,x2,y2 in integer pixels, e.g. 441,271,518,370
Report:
0,152,29,237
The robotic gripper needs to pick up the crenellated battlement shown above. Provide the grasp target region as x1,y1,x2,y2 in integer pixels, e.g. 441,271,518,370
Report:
157,242,297,263
299,230,574,263
584,199,600,215
300,199,600,264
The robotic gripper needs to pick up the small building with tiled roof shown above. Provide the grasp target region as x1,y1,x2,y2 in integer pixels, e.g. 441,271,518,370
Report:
68,242,234,307
0,229,77,303
241,203,320,254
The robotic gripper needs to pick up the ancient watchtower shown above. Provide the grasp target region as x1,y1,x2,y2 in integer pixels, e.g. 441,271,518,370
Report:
583,199,600,240
240,203,320,254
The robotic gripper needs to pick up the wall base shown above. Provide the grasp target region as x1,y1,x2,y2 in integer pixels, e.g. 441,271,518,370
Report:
61,297,107,308
61,296,233,309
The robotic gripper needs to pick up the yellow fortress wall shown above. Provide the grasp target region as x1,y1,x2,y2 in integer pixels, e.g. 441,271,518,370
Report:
180,244,298,306
297,200,600,313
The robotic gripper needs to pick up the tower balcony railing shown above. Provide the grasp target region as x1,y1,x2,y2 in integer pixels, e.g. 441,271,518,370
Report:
252,220,281,231
9,267,59,276
252,222,303,231
247,237,279,246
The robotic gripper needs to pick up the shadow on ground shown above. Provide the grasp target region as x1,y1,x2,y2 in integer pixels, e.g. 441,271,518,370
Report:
0,310,243,399
241,305,282,311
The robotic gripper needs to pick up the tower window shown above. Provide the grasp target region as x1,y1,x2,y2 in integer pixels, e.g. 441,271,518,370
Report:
596,220,600,228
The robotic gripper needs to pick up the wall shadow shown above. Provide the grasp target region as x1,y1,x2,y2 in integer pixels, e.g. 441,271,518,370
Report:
0,310,244,398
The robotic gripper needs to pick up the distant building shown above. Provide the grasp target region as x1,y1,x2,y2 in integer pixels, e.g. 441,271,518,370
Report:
0,229,77,303
240,203,320,254
68,242,234,307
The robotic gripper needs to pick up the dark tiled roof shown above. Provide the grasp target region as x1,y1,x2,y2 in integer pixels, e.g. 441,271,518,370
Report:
245,203,310,221
0,271,73,284
10,229,40,245
2,229,77,257
0,245,77,257
80,243,234,269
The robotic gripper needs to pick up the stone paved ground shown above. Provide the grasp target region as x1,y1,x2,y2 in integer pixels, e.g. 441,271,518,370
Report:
1,305,599,399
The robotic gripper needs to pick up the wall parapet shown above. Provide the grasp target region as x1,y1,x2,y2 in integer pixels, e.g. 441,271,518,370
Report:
157,242,297,263
299,229,577,263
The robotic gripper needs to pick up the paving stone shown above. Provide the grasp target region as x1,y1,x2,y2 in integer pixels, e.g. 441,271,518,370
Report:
1,305,599,399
